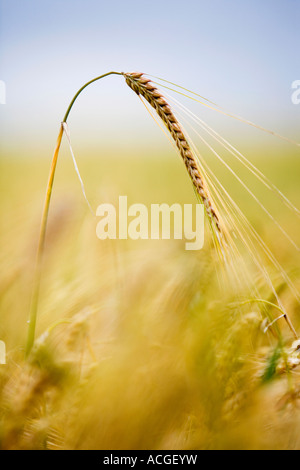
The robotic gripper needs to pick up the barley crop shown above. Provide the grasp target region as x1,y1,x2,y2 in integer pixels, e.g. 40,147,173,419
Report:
124,72,222,236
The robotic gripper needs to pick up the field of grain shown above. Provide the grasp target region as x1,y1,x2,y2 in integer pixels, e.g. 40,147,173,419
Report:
0,141,299,449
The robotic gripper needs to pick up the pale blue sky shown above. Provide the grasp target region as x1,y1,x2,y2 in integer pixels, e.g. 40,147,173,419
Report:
0,0,299,155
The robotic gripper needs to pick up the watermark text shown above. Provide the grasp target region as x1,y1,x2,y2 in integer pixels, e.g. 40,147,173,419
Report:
0,80,6,104
291,80,300,105
96,196,204,251
0,341,6,364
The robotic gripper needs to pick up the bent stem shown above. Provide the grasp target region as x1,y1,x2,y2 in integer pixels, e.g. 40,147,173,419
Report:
25,71,122,357
62,71,123,122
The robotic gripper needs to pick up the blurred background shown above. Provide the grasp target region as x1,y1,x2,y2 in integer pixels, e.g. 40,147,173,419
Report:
0,0,300,450
0,0,299,157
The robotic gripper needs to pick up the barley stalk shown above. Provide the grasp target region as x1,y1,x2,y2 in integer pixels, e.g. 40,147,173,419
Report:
25,71,225,356
25,124,64,357
26,72,122,356
26,70,297,356
124,72,221,234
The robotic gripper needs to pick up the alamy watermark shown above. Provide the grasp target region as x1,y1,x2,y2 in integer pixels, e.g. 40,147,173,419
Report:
103,453,197,466
96,196,205,251
0,80,6,104
0,341,6,364
291,80,300,105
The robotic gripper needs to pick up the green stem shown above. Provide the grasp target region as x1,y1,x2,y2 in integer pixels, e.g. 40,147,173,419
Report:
25,71,123,357
62,71,123,122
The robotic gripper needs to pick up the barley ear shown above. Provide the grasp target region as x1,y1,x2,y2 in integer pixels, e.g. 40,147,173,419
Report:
124,72,222,236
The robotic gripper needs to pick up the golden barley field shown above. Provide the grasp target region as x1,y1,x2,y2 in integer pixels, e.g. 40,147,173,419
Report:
0,137,300,449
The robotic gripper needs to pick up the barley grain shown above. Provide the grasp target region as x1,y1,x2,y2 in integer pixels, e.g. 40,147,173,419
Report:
124,72,221,234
